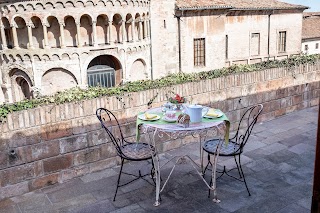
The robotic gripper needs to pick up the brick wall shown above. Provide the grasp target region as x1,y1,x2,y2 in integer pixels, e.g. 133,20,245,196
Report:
0,62,319,199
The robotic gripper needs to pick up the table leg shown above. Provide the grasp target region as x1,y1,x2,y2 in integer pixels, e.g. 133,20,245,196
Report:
211,138,223,203
150,129,161,207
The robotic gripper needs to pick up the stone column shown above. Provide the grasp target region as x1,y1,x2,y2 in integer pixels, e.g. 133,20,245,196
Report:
92,20,98,47
0,25,7,49
11,24,19,49
146,19,150,39
143,19,147,39
121,20,125,43
138,19,142,40
42,23,49,49
131,19,135,42
27,23,34,49
76,21,81,47
59,22,65,48
108,20,112,44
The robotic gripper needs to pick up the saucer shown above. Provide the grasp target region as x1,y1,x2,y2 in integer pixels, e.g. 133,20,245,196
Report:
162,116,177,122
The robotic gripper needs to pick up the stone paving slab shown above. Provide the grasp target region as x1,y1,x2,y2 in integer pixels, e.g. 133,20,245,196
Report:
1,106,318,213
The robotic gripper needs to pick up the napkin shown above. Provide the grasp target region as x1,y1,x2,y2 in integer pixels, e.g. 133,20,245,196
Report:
145,113,157,120
206,109,219,117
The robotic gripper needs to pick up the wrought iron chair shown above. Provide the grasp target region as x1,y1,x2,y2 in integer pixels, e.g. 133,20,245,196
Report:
203,104,263,197
96,108,156,201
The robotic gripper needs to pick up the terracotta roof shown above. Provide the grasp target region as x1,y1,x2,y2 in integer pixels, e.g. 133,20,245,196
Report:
304,12,320,17
302,15,320,39
176,0,308,10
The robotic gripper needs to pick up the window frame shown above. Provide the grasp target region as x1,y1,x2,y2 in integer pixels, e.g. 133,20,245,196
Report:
194,38,206,67
278,31,287,53
250,32,260,56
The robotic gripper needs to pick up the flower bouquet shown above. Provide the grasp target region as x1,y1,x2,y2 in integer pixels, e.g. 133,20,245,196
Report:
168,94,186,110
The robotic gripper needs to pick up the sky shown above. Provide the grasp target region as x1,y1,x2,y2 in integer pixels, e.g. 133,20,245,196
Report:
280,0,320,11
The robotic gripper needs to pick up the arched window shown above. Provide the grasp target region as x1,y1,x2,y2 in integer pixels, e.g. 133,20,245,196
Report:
87,65,115,87
87,55,122,88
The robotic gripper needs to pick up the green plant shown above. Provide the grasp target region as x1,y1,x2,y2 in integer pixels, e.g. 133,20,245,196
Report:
0,54,319,122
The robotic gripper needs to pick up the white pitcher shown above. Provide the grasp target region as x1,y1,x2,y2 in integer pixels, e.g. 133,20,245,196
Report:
183,104,208,123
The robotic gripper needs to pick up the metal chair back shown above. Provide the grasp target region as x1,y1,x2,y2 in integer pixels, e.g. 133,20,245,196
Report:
232,104,263,152
96,107,125,157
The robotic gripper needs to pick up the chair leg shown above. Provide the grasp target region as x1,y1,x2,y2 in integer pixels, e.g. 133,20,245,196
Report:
238,155,251,196
203,154,212,176
150,160,156,186
114,158,124,201
234,155,242,179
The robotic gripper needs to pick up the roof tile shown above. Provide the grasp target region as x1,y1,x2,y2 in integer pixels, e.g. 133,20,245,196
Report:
176,0,308,10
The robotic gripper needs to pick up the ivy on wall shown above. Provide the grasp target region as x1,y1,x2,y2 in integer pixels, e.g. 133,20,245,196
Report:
0,54,319,122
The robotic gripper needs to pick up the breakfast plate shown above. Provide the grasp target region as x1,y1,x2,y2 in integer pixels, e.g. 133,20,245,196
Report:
203,109,223,118
138,114,160,121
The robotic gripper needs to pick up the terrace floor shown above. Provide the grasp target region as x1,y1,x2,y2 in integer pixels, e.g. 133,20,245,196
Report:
1,106,318,213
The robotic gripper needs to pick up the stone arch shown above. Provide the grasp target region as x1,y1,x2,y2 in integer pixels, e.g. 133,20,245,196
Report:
45,2,54,9
13,16,28,49
1,17,12,49
52,54,60,61
9,5,18,13
114,0,121,6
23,54,31,61
17,4,26,12
42,54,50,61
142,13,146,39
96,14,109,45
26,4,35,11
9,54,15,62
16,54,22,62
125,13,133,42
123,0,129,6
97,0,106,6
9,68,33,102
35,3,45,10
134,13,141,40
3,6,9,14
86,1,95,7
80,14,93,46
31,16,44,48
62,53,71,60
42,68,78,96
65,1,75,8
130,58,146,80
55,2,65,9
112,13,123,43
64,16,77,47
47,16,61,48
76,1,85,7
106,0,114,7
86,54,122,87
33,54,41,61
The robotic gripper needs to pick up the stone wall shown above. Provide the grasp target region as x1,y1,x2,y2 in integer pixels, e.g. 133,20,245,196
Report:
0,63,319,199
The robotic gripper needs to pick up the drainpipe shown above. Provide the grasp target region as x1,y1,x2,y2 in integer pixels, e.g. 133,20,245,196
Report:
267,13,271,58
177,13,182,73
149,2,153,80
267,10,274,59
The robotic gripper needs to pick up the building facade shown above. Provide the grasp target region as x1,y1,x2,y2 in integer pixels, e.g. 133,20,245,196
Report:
0,0,307,104
302,12,320,55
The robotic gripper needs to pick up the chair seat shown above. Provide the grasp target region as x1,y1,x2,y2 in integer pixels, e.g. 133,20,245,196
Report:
121,143,155,160
203,139,241,156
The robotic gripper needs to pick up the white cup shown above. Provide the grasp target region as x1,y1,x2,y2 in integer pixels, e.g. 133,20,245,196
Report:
165,110,176,119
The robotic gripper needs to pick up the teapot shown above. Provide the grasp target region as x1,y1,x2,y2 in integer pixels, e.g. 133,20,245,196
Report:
183,104,208,123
